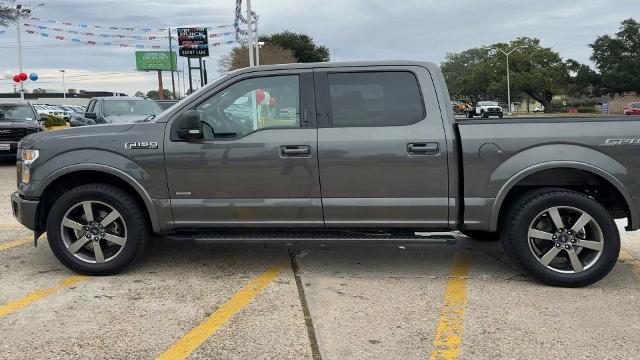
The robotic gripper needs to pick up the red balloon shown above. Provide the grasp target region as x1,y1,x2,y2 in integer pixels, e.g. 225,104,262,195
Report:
18,72,28,81
269,97,277,106
255,89,265,105
13,75,20,83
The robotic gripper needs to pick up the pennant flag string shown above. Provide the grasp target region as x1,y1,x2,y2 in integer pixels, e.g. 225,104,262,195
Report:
23,29,237,50
28,17,236,33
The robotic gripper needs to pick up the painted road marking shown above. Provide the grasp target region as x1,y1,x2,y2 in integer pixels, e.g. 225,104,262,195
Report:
0,275,89,318
429,250,473,360
156,260,290,360
0,236,46,252
0,224,27,229
619,250,640,280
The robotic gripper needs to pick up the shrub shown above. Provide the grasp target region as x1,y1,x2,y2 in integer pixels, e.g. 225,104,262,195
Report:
576,106,598,113
44,115,66,127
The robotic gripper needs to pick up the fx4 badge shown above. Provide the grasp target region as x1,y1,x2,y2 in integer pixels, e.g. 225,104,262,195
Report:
601,139,640,146
125,141,158,149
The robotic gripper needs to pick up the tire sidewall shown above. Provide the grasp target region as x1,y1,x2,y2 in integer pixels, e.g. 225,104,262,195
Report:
47,185,145,275
504,190,620,287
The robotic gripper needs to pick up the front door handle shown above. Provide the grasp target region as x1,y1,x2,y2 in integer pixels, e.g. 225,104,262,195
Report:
407,142,440,155
280,145,311,157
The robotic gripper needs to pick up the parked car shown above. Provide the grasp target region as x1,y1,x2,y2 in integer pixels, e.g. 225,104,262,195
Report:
624,102,640,115
74,97,163,126
464,101,504,118
11,61,640,288
0,102,43,157
533,106,545,113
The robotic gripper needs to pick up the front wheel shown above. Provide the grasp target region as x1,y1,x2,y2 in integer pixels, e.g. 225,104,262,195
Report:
47,183,149,275
501,188,619,287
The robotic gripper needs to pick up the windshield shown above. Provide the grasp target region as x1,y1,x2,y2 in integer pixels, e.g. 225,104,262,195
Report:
0,105,35,122
478,101,499,106
103,100,162,117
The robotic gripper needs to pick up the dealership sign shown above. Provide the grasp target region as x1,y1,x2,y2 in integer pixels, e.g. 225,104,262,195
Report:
177,27,209,57
135,51,177,71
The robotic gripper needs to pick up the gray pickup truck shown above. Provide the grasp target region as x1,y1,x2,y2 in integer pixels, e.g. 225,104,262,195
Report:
11,61,640,287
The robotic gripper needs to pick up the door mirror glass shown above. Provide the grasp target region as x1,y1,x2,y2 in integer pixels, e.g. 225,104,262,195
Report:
176,110,204,140
85,112,97,119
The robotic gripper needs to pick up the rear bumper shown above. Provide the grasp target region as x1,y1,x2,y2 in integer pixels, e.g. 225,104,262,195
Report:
11,191,38,230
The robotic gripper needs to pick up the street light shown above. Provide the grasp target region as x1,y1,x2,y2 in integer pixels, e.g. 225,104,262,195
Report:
59,70,66,99
491,45,526,115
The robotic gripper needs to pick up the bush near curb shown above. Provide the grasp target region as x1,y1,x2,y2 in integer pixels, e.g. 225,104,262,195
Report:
44,115,66,127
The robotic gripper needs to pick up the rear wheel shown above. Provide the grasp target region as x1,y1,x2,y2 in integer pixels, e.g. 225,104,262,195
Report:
501,188,619,287
46,183,149,275
481,110,488,118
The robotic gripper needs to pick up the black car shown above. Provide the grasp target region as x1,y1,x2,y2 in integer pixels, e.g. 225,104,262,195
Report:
0,103,43,157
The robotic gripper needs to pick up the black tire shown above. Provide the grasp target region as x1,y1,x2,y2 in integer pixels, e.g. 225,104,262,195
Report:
461,230,500,241
501,188,619,287
499,114,504,118
466,112,473,118
46,183,149,275
481,111,488,118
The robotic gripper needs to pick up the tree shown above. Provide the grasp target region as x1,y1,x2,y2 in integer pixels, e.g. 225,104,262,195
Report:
146,89,172,100
134,91,146,98
442,37,572,111
0,4,30,28
565,59,603,98
259,31,330,63
218,44,296,72
590,18,640,94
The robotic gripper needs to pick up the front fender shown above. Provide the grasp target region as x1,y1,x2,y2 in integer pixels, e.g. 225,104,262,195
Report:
24,147,170,233
488,144,638,232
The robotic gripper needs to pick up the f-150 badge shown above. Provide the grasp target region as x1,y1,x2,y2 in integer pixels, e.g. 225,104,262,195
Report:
125,141,158,149
601,139,640,146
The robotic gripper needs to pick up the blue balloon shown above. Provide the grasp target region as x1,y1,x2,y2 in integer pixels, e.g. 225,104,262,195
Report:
29,73,38,81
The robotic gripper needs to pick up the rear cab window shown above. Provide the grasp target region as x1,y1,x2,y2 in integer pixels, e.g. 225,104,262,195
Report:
326,71,425,127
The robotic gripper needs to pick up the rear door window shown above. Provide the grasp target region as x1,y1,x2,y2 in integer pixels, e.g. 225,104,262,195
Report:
326,71,424,127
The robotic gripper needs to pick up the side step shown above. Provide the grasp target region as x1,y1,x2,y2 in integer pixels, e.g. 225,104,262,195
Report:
166,230,457,245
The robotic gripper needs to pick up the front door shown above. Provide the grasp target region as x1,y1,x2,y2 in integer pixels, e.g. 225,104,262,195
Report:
164,71,323,228
314,66,449,228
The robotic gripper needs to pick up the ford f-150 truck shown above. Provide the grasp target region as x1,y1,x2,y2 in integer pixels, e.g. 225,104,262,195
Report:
11,61,640,287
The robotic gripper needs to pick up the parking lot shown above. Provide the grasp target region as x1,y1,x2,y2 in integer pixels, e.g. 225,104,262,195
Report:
1,159,640,360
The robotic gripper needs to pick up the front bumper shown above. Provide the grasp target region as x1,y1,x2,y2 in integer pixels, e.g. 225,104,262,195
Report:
11,191,39,230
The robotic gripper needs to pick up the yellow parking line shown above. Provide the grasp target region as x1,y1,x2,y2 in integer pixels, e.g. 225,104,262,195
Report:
0,275,89,318
0,236,46,252
0,225,27,230
157,260,289,360
619,250,640,280
429,250,473,360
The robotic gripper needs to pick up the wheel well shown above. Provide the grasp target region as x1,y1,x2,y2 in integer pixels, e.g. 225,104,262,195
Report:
35,170,152,232
497,168,630,227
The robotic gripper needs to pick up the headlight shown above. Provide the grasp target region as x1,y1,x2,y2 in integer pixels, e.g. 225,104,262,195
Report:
19,149,39,184
20,149,39,163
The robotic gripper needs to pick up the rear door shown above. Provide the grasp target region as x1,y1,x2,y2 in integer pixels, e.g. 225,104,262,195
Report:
314,66,449,228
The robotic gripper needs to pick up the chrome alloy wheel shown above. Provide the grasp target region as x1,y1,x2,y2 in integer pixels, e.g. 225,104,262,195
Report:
60,201,127,264
528,206,604,274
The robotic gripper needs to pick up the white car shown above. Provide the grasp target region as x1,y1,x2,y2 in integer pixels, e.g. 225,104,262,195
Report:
466,101,504,118
532,106,545,113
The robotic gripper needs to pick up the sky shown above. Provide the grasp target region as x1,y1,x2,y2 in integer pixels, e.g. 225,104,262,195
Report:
0,0,638,96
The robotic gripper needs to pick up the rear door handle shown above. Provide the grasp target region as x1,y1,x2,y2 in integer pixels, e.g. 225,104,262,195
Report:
407,142,440,155
280,145,311,157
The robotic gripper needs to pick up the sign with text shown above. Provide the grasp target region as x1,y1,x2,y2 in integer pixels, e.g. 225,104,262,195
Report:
177,27,209,57
135,51,177,71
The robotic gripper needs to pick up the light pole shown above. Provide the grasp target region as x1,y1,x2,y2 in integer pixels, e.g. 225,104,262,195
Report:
492,46,525,115
246,0,254,67
256,41,264,66
59,70,66,99
16,5,25,101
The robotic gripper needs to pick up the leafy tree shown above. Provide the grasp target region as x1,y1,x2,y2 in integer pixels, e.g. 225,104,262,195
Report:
218,44,296,72
0,4,30,28
146,89,172,100
442,37,573,111
590,18,640,94
134,91,146,98
259,31,330,63
565,59,603,98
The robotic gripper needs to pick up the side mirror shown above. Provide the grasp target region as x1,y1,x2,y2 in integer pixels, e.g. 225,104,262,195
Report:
85,112,97,120
176,110,204,140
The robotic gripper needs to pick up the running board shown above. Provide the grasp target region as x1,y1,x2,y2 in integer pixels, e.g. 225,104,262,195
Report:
166,230,457,245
